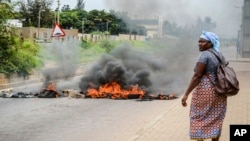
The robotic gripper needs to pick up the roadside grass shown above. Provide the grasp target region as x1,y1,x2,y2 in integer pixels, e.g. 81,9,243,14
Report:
78,39,182,64
40,38,183,66
79,42,106,63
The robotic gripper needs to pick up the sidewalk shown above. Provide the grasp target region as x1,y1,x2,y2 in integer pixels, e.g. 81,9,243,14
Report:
126,71,248,141
131,52,250,141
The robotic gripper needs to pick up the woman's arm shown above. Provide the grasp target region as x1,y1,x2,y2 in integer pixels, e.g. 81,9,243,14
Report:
181,62,206,107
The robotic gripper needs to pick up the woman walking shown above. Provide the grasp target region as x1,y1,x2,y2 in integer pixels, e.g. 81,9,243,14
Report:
181,31,227,141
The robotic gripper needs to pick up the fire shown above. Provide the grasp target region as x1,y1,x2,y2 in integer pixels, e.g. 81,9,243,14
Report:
46,82,57,92
38,82,59,98
86,82,145,99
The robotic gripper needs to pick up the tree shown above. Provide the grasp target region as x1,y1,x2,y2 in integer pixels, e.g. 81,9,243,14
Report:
0,1,17,74
17,0,53,28
0,0,11,5
193,16,216,37
17,1,133,35
61,4,70,12
204,16,216,31
108,10,130,34
163,21,181,36
75,0,85,11
60,10,79,29
0,0,13,23
162,16,217,38
14,39,42,77
0,1,42,76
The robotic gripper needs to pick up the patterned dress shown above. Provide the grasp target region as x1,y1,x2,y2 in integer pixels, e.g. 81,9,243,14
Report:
189,48,227,140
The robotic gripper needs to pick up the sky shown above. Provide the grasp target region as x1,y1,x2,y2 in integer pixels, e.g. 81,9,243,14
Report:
54,0,244,38
53,0,107,11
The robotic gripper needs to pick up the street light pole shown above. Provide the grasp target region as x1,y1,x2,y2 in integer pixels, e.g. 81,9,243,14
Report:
233,4,243,59
38,9,44,40
57,0,60,24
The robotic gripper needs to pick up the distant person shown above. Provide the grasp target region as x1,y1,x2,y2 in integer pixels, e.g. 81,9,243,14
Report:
181,31,227,141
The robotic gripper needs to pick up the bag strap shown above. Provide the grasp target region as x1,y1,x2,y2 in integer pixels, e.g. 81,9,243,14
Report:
206,74,215,85
205,50,220,86
207,50,222,63
207,50,229,65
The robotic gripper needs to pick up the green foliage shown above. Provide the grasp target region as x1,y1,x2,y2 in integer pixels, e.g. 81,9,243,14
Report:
0,2,13,22
99,40,115,53
16,1,133,35
18,0,53,27
0,26,42,76
128,40,148,48
79,42,105,63
80,39,90,49
0,31,17,74
91,31,103,35
0,1,44,76
61,4,71,12
78,39,179,64
60,11,79,29
15,39,42,74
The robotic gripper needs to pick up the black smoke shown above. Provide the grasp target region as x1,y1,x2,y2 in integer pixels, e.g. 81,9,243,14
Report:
79,40,196,95
41,39,80,89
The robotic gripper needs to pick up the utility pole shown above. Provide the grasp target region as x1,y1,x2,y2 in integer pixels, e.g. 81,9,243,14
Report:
54,10,57,25
57,0,60,24
38,8,45,40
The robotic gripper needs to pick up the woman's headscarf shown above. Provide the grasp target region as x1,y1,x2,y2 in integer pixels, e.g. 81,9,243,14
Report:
200,31,220,52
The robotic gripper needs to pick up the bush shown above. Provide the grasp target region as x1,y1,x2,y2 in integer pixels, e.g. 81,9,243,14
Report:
80,39,90,49
99,39,115,53
0,27,42,76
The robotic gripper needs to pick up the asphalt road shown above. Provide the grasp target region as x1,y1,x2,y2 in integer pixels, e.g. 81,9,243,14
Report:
0,46,249,141
0,95,179,141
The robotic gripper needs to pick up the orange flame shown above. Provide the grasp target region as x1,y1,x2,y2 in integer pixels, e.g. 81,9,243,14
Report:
46,83,57,92
87,82,145,99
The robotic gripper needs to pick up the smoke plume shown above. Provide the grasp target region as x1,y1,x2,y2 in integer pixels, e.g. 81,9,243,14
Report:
79,39,197,96
41,39,80,88
104,0,243,38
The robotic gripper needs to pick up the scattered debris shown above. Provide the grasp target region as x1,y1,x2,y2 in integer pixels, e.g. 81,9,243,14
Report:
62,89,84,98
0,88,14,98
139,93,177,101
0,83,178,100
37,82,59,98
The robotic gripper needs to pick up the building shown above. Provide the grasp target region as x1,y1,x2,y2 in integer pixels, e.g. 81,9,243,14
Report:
15,27,78,43
5,19,78,42
6,19,23,27
130,16,163,38
239,0,250,57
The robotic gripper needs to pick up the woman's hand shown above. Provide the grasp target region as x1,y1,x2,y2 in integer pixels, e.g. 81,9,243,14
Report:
181,62,205,107
181,95,188,107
